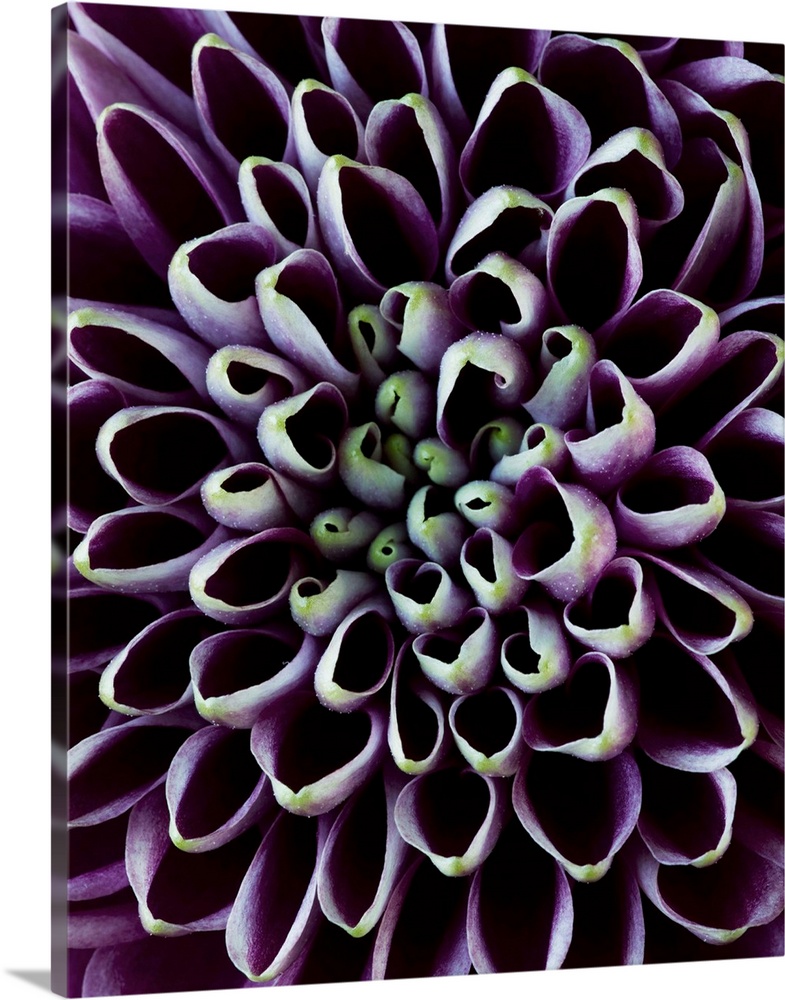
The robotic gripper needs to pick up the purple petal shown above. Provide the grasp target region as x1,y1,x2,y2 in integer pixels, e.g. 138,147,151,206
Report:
321,18,427,121
68,709,200,827
449,686,525,776
666,57,782,212
460,67,591,199
379,281,467,375
314,599,395,712
659,77,765,305
512,747,642,882
547,188,643,332
562,857,644,967
702,407,785,511
500,597,572,694
190,624,322,729
719,294,783,336
68,3,211,132
637,757,736,866
448,253,550,347
239,156,321,259
635,838,784,944
523,325,598,428
565,360,656,493
388,638,452,774
68,29,149,121
82,932,247,996
66,71,107,199
251,691,387,816
731,741,785,869
468,819,572,972
225,809,329,980
491,422,569,486
291,78,366,192
290,569,379,637
205,345,308,429
189,527,314,626
371,857,471,978
67,586,166,674
412,606,499,695
445,186,553,282
97,102,241,277
731,625,784,747
645,137,750,301
317,765,411,936
99,608,218,717
165,726,273,852
394,766,507,876
696,508,784,624
406,485,470,567
596,289,720,408
168,224,276,348
68,303,211,406
191,34,294,174
125,785,260,934
265,918,373,987
460,527,528,614
454,479,519,536
67,380,130,532
563,556,655,658
366,94,459,247
428,23,550,142
67,195,168,305
437,332,533,450
540,34,682,168
614,445,726,549
201,462,319,534
69,889,148,950
223,12,327,89
512,467,618,602
257,381,348,488
633,551,753,657
523,651,638,760
317,156,439,300
74,503,231,594
566,126,684,228
635,634,759,771
68,813,129,902
256,249,357,395
95,405,253,506
385,558,472,635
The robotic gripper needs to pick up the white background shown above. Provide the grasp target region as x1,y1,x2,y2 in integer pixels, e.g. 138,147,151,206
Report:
1,1,782,999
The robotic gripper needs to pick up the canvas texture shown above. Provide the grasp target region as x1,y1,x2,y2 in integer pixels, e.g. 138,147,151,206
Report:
52,3,785,995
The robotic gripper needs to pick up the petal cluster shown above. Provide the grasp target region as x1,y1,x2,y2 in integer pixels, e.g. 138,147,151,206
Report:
59,7,784,995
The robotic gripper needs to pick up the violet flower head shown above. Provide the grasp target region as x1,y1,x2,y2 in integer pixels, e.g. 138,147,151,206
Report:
60,5,784,996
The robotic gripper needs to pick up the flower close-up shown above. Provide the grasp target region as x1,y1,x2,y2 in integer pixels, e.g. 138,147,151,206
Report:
53,2,784,996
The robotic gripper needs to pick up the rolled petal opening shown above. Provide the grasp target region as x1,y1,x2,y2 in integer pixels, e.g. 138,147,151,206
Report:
394,767,507,876
512,748,642,882
512,467,617,602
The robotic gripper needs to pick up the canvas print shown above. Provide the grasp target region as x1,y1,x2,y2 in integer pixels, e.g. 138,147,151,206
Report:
52,2,784,996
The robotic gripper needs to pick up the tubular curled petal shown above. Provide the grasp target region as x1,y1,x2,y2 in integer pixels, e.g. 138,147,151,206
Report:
512,467,618,602
522,652,639,761
512,747,643,882
394,767,507,876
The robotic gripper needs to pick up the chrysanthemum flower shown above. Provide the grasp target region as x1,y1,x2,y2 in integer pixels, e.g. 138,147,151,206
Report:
57,3,784,995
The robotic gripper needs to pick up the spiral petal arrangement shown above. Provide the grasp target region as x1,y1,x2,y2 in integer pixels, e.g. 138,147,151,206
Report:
58,5,784,995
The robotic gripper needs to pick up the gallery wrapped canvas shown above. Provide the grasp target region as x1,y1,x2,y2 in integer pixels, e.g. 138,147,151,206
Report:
50,1,783,997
